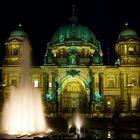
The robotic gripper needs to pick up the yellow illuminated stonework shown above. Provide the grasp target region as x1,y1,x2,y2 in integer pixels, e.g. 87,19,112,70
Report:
128,46,134,51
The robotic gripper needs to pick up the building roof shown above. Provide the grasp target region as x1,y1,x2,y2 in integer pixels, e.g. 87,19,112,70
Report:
49,14,101,50
118,28,138,41
9,24,28,39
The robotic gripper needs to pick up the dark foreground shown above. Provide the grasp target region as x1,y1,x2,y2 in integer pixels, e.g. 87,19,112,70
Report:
0,116,140,139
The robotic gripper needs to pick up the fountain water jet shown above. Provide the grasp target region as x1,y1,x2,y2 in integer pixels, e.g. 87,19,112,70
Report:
1,39,47,135
68,111,83,134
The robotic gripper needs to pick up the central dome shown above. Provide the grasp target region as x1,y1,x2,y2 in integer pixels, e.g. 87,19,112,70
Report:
49,15,99,49
44,11,103,66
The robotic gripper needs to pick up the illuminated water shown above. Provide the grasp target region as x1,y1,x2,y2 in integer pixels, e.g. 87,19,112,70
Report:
1,39,47,135
68,111,83,134
73,112,83,132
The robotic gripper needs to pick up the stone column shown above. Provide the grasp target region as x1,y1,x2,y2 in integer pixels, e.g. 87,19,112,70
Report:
52,73,56,101
57,90,61,115
42,73,49,114
99,72,104,96
92,72,95,99
52,73,58,114
139,73,140,87
120,73,124,100
6,73,9,86
120,72,127,111
89,70,95,115
90,72,95,102
43,73,49,100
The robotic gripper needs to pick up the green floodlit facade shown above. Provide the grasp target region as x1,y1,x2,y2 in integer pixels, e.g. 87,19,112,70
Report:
0,13,140,118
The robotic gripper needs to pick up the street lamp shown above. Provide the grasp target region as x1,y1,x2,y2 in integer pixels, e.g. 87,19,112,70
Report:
127,83,134,116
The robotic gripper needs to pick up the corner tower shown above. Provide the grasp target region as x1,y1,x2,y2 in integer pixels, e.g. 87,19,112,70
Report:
3,24,29,66
115,24,140,66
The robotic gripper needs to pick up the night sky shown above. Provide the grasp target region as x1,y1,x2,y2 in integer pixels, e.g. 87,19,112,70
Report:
0,0,139,66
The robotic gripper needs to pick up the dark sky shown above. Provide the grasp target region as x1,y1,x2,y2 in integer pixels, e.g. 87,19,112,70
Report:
0,0,140,66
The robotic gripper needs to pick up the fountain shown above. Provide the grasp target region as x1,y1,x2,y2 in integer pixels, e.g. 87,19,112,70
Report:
68,110,83,135
1,39,49,136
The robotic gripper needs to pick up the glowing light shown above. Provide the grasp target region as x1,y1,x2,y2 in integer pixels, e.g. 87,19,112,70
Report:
2,83,6,86
34,80,39,87
49,82,52,87
125,22,128,27
46,129,53,133
107,131,111,138
107,101,110,105
18,23,22,28
127,83,134,87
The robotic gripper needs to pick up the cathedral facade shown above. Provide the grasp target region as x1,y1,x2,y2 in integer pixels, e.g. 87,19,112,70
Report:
1,13,140,117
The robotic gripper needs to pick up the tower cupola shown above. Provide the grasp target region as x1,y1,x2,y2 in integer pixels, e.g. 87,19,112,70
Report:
115,23,140,66
3,24,30,66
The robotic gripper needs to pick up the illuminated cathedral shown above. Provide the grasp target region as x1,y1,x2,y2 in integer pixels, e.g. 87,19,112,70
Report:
0,9,140,117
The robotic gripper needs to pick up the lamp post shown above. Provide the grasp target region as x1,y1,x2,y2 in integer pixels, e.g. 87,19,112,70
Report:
127,83,134,116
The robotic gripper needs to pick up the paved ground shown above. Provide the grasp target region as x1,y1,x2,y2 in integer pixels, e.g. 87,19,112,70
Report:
0,116,140,139
45,116,140,139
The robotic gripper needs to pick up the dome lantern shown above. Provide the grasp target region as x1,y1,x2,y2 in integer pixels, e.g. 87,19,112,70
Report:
69,5,78,24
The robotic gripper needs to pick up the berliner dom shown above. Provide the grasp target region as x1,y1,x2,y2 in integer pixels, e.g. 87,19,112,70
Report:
0,8,140,118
